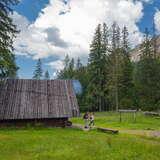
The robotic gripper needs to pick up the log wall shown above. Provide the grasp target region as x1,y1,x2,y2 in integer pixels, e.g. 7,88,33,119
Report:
0,118,68,127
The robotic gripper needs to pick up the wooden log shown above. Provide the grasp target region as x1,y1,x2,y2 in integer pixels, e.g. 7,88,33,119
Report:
97,127,119,134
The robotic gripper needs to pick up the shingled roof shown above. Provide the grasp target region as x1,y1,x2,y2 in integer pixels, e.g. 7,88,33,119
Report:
0,79,79,120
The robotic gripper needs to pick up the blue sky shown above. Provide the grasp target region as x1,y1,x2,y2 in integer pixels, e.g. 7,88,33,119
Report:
14,0,49,22
138,0,160,32
13,0,53,78
12,0,160,79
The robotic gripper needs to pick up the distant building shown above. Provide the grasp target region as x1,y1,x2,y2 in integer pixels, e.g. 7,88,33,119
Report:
0,79,79,127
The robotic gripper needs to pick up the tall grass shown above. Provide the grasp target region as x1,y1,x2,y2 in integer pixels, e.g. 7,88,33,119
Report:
0,128,159,160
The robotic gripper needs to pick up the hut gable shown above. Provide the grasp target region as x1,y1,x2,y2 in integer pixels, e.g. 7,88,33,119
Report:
0,79,79,120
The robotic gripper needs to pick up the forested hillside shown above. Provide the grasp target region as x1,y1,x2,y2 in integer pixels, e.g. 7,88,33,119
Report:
57,23,160,112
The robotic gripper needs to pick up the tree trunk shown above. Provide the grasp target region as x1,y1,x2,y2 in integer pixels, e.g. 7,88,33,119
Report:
115,51,119,111
99,96,102,112
115,83,119,111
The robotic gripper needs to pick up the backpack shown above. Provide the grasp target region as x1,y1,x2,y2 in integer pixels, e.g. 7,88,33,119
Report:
83,113,88,119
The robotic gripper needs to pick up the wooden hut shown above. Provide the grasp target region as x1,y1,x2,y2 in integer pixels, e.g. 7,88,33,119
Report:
0,79,79,127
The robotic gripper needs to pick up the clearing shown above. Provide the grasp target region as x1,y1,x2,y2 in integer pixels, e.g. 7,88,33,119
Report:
0,112,159,160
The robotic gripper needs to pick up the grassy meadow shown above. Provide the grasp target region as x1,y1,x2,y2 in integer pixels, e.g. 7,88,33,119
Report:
72,112,160,130
0,112,159,160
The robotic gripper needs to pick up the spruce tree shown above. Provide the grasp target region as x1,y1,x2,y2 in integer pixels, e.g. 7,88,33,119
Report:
0,0,19,78
57,55,75,79
111,22,117,49
57,55,70,79
135,28,160,110
141,28,152,59
101,23,108,53
56,55,90,111
122,26,129,54
152,22,158,59
87,24,108,111
44,70,50,80
101,22,109,110
107,24,133,110
119,26,134,108
68,58,75,78
107,22,121,111
33,59,43,80
64,54,70,69
76,57,82,70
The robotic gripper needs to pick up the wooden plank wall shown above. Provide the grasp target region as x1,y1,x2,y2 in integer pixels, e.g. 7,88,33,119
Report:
0,79,79,120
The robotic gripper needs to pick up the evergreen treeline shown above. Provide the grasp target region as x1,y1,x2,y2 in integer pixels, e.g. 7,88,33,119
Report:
57,23,160,112
33,58,50,80
0,0,159,112
134,28,160,111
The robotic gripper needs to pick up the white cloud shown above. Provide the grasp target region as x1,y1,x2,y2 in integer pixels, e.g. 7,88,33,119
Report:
154,9,160,32
46,60,65,78
13,0,146,71
47,60,64,71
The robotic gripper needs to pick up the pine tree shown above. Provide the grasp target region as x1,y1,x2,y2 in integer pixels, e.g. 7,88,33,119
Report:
64,54,70,69
135,28,160,110
119,26,134,108
152,21,158,59
122,26,129,54
87,23,108,111
107,22,121,111
107,24,133,110
115,25,120,49
0,0,19,78
68,58,75,78
33,59,43,80
76,57,82,70
57,55,70,79
101,23,108,54
57,55,75,79
141,28,152,59
87,24,102,111
56,55,90,111
44,70,50,80
111,22,117,50
69,58,74,70
101,22,109,110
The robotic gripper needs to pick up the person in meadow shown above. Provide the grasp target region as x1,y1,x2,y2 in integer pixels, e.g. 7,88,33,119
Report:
89,112,95,128
83,112,89,128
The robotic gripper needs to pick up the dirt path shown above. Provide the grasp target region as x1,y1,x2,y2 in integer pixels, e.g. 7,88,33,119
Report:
71,123,160,138
120,129,160,138
71,124,93,131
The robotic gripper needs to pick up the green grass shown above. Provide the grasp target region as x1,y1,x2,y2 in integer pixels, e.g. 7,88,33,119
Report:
0,128,160,160
0,112,159,160
71,112,160,130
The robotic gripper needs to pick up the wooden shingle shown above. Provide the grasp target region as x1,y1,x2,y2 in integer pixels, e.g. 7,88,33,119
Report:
0,79,79,120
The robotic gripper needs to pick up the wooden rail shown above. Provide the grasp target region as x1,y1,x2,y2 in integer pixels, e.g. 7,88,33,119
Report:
118,109,137,122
